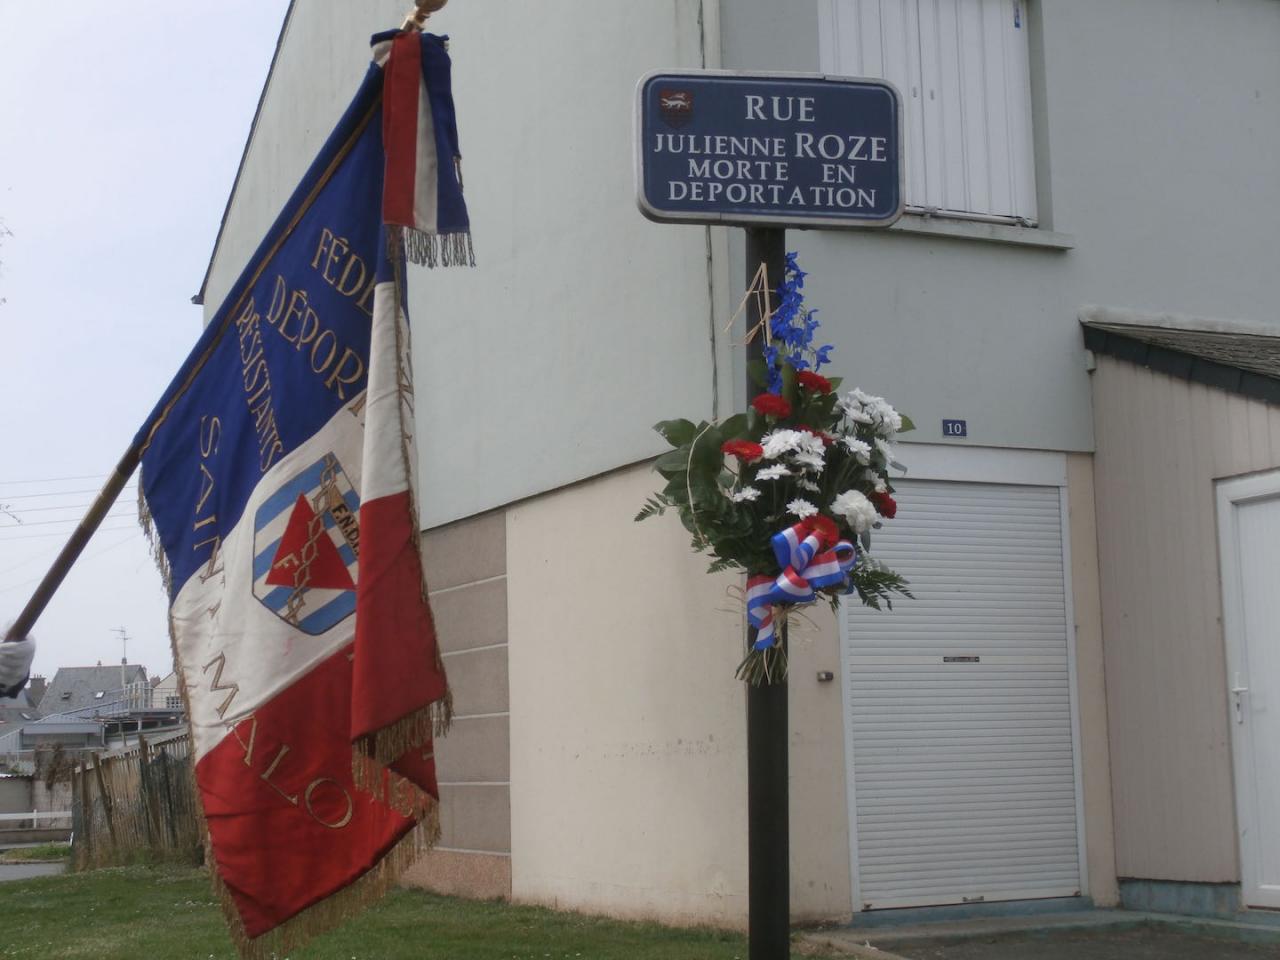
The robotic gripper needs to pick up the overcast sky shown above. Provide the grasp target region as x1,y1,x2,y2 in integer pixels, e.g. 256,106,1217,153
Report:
0,1,292,681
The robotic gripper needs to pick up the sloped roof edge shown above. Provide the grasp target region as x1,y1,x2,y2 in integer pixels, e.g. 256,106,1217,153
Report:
192,0,298,306
1081,305,1280,406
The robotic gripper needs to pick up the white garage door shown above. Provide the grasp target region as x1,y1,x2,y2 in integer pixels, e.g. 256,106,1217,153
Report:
843,479,1083,911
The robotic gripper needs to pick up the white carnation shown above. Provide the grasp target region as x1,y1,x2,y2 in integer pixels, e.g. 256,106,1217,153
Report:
873,477,888,494
874,438,895,464
787,498,819,520
831,489,878,534
840,437,872,464
841,388,902,439
794,451,827,473
760,429,807,459
756,464,791,481
839,389,874,425
730,487,762,502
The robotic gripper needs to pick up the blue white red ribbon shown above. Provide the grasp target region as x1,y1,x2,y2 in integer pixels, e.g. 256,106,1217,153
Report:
746,519,858,650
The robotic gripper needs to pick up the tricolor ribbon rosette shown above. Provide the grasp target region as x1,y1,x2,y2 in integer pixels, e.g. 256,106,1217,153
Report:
746,516,859,650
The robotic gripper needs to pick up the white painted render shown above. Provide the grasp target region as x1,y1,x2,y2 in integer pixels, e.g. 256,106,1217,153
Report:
504,456,1115,923
724,0,1280,454
201,0,732,530
505,463,750,925
193,0,1273,918
505,461,877,924
203,0,1280,520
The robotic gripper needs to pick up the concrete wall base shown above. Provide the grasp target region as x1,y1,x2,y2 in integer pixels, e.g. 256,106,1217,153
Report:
848,897,1094,930
1118,879,1241,920
401,849,512,902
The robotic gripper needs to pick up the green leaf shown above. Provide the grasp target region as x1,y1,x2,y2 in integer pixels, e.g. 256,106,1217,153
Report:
688,425,725,473
654,419,698,448
826,376,844,392
720,413,748,440
634,495,671,522
654,449,690,478
898,413,916,434
747,359,770,390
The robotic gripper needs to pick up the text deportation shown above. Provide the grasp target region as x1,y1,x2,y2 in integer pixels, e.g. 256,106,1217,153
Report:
653,94,891,211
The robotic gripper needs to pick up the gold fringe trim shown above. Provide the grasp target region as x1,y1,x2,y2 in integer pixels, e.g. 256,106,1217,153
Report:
136,468,173,598
214,797,441,960
386,224,475,269
351,693,453,781
350,749,437,818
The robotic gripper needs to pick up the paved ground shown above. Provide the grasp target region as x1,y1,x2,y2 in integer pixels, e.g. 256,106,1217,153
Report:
804,911,1280,960
0,862,66,882
888,925,1280,960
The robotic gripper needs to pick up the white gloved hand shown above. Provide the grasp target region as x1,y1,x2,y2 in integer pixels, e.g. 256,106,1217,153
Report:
0,636,35,694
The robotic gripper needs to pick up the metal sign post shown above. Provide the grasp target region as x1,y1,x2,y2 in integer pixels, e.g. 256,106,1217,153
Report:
744,226,789,959
635,69,903,960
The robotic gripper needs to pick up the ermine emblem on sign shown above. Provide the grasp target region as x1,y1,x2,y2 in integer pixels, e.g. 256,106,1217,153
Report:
659,89,694,127
252,453,361,635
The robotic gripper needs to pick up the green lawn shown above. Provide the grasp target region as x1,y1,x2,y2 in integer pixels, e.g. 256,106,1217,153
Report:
0,865,752,959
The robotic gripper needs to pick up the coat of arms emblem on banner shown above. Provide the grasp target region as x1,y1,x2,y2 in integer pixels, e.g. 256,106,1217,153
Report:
253,453,361,634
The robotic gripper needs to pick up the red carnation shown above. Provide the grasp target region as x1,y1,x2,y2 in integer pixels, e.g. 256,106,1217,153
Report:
721,440,765,463
751,394,793,419
807,514,839,545
872,491,898,519
797,371,833,394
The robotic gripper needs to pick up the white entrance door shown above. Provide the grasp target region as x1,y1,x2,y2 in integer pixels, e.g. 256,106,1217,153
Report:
843,479,1084,911
1217,473,1280,909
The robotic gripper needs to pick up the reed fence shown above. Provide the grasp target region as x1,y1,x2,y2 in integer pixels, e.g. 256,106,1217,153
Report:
71,734,202,870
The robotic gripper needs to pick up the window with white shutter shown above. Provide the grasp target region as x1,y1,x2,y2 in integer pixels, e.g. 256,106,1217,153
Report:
820,0,1038,225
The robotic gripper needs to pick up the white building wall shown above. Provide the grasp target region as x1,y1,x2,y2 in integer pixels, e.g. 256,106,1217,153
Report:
194,0,1278,921
722,0,1280,452
201,0,733,529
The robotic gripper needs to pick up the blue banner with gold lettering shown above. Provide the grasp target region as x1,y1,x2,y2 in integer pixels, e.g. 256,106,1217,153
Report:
133,30,470,958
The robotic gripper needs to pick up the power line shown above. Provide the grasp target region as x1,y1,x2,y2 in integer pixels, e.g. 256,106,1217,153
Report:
0,472,116,486
0,500,122,516
0,486,138,502
0,530,144,596
0,510,134,529
0,523,140,543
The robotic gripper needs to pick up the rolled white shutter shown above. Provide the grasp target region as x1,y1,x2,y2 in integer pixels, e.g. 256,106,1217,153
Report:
843,480,1080,910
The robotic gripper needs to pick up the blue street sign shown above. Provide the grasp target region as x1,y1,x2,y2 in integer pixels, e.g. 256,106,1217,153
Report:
942,419,969,438
636,70,903,229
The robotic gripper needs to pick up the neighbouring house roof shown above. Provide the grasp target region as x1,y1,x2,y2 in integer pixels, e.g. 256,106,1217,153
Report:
1082,306,1280,405
0,688,44,740
41,664,150,716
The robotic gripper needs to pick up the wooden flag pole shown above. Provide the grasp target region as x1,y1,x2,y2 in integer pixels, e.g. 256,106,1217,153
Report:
4,1,454,647
4,448,141,643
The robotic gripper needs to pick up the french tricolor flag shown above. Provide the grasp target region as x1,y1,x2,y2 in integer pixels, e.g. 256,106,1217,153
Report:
135,28,471,958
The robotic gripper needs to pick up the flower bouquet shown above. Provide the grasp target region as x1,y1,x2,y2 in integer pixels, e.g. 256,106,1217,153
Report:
637,254,911,685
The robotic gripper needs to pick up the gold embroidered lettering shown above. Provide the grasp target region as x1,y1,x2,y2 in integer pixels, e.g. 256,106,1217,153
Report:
202,653,240,719
304,778,354,829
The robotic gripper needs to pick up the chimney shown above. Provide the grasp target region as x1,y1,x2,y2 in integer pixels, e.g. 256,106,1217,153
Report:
27,676,47,708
